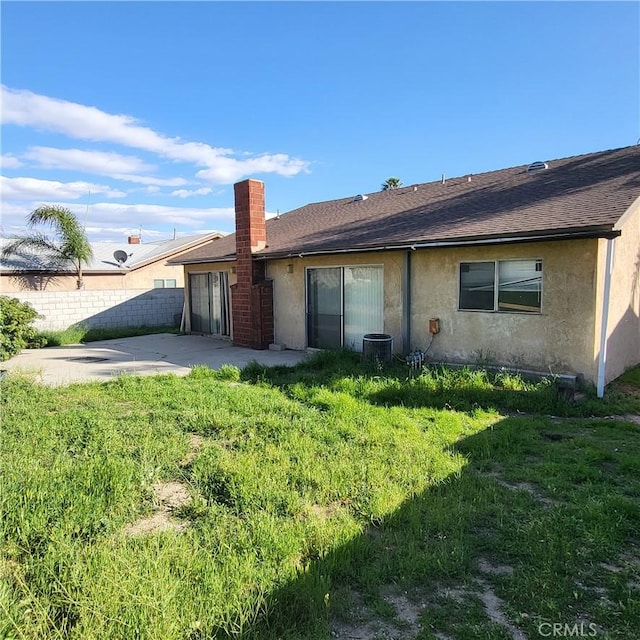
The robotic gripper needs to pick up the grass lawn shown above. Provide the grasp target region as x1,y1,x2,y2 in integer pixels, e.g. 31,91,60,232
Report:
1,354,639,639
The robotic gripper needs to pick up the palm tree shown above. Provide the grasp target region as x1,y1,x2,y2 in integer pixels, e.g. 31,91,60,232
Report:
381,177,403,191
1,205,93,289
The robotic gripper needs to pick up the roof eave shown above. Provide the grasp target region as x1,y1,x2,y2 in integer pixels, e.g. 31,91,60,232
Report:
170,254,237,266
254,225,620,260
168,225,619,266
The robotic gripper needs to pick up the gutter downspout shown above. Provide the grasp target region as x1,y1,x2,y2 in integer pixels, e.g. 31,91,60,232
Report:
402,250,412,352
596,238,615,398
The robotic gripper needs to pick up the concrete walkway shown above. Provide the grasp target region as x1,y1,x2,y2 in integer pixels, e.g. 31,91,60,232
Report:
1,333,309,386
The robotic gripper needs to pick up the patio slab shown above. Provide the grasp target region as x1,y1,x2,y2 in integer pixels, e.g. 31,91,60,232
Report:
1,333,309,386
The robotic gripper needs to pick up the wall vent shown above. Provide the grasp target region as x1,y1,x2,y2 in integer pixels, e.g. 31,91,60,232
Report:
527,161,549,172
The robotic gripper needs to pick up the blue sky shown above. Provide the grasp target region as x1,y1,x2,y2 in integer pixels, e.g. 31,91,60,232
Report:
1,1,638,242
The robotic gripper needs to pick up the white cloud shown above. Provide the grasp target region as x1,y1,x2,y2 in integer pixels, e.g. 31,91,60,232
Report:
111,174,187,187
1,198,235,242
25,146,153,174
196,154,310,183
128,185,162,195
0,176,126,201
23,146,188,186
2,85,310,183
75,202,235,227
171,187,213,198
0,154,23,169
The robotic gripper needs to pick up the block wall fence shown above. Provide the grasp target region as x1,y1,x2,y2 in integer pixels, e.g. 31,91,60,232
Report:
4,288,184,331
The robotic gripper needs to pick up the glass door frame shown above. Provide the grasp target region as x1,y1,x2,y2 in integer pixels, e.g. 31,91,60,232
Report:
305,264,384,350
188,270,231,337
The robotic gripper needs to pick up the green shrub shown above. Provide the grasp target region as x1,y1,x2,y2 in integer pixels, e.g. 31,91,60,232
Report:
0,296,45,361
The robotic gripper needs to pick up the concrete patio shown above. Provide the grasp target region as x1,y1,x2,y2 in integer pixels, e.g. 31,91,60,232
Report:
1,333,309,386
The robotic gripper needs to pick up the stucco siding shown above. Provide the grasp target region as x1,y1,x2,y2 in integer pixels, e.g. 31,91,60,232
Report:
180,239,608,383
410,239,599,380
268,253,404,351
597,199,640,383
267,240,600,380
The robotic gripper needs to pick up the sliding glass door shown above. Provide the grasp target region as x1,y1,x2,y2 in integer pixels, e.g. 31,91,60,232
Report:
189,273,210,334
344,266,384,349
189,271,230,336
307,266,383,351
306,267,342,349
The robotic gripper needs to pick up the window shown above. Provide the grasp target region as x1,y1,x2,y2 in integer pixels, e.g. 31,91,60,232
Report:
153,278,177,288
459,260,542,313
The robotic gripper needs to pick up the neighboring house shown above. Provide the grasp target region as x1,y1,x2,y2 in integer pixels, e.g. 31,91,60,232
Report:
1,232,225,330
0,232,225,292
171,146,640,393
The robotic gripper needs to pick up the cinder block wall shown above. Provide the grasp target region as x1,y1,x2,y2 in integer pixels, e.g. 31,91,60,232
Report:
5,289,184,331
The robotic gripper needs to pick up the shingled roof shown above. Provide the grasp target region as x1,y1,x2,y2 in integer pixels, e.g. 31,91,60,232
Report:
174,146,640,265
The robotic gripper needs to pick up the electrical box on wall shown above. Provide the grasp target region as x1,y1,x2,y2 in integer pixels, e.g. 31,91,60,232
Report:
429,318,440,334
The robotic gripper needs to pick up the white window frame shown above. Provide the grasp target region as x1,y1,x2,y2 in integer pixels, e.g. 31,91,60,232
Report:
458,258,543,314
153,278,177,289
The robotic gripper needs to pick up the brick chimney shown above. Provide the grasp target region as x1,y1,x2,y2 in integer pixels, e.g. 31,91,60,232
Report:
230,179,274,349
128,235,141,244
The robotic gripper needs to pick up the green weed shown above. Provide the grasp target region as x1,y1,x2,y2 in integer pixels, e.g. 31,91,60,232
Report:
1,358,638,638
36,324,179,347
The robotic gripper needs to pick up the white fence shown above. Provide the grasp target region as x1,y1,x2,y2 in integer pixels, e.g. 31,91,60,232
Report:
5,288,184,331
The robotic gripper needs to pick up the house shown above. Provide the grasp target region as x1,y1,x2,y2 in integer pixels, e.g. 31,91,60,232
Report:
1,232,225,330
171,146,640,394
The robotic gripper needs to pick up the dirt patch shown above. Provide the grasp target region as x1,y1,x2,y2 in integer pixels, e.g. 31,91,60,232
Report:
602,413,640,425
123,481,192,536
599,562,623,573
478,471,558,507
154,481,190,509
475,578,527,640
599,549,640,574
575,581,613,607
382,590,422,636
122,510,187,536
304,501,347,521
0,558,21,581
123,432,205,536
478,558,514,576
598,550,640,594
331,589,424,640
431,580,526,640
180,433,206,466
